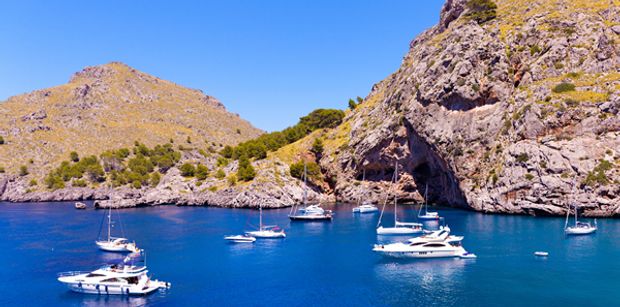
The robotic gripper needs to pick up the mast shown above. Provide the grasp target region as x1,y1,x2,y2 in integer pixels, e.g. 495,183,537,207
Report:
303,162,308,206
259,203,263,231
564,203,570,229
394,163,398,224
107,207,112,241
424,182,429,215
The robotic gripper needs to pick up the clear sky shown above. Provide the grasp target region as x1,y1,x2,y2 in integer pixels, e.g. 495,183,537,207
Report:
0,0,443,132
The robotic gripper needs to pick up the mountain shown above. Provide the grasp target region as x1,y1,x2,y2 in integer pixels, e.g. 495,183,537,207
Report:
315,0,620,216
0,62,262,177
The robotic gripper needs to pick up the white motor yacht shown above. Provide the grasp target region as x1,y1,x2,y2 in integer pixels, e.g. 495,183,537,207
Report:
57,253,170,295
353,203,379,213
246,203,286,238
96,207,140,253
373,235,474,259
564,203,597,235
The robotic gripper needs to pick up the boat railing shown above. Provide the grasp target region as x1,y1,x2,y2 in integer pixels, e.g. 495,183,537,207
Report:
57,271,89,277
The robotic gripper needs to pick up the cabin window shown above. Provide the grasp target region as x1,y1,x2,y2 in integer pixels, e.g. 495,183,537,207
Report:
126,276,139,284
410,242,425,246
423,243,445,247
101,278,121,283
86,273,105,277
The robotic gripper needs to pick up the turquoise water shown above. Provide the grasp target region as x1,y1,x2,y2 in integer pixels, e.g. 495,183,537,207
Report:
0,201,618,306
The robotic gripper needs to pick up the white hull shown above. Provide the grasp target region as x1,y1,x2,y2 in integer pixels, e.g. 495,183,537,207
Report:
225,235,256,243
418,214,440,220
377,226,423,235
352,206,379,213
58,265,170,296
96,241,139,253
565,227,596,235
60,280,165,295
246,230,286,238
373,245,466,259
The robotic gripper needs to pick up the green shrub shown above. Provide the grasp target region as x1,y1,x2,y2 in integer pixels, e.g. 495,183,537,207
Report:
72,179,87,187
583,160,614,187
220,145,234,158
529,45,541,56
195,164,209,180
227,174,237,186
29,179,38,186
552,82,576,93
0,136,4,144
465,0,497,24
216,157,229,167
525,173,534,180
215,169,226,179
208,186,218,192
19,165,28,176
179,163,196,177
0,166,4,173
311,138,324,155
516,153,530,163
132,180,142,189
70,151,79,162
348,99,357,110
44,174,65,189
289,161,321,180
356,96,363,104
150,172,161,187
236,156,256,181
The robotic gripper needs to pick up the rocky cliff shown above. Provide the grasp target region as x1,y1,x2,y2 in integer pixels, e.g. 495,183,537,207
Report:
323,0,620,216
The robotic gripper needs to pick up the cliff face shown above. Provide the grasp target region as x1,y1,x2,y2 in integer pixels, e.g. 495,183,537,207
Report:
327,0,620,216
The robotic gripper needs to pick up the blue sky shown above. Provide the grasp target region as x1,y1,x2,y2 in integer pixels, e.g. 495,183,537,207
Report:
0,0,442,131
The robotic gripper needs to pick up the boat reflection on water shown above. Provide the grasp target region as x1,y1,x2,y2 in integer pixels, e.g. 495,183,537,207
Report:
373,258,471,305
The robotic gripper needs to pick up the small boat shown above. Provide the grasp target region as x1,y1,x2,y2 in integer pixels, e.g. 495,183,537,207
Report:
245,203,286,238
57,252,170,295
459,252,477,259
224,235,256,243
417,183,440,220
372,235,471,259
564,203,597,235
289,162,333,221
96,207,140,253
376,163,423,235
352,169,379,213
353,203,380,213
534,251,549,257
75,202,87,209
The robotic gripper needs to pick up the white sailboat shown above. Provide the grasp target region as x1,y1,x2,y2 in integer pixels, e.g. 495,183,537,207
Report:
352,169,379,213
376,163,423,235
246,203,286,238
418,183,440,220
95,207,140,253
289,162,333,221
564,203,597,235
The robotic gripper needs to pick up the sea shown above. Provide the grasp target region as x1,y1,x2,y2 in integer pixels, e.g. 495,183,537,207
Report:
1,201,618,306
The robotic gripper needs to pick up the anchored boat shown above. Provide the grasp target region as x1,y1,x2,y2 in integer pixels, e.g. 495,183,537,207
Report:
289,162,333,221
95,207,140,253
224,234,257,243
57,252,170,295
417,183,440,220
373,226,475,259
352,169,379,213
246,203,286,238
376,163,423,235
564,203,597,235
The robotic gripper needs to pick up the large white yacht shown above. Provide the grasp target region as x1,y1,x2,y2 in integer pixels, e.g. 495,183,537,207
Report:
373,226,475,259
57,253,170,295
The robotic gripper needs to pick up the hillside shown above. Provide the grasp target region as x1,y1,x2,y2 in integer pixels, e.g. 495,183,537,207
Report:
0,62,262,177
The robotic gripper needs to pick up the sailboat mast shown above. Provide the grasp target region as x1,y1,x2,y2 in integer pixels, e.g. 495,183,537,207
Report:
303,162,308,206
107,207,112,241
259,203,263,230
394,163,398,224
424,182,429,214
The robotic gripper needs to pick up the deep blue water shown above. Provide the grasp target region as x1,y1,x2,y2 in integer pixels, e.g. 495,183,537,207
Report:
1,201,619,306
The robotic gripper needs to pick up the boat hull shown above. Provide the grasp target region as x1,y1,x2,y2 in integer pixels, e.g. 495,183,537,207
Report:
372,246,466,259
224,235,256,243
289,215,332,221
96,241,137,253
245,231,286,238
565,228,596,235
417,215,440,220
352,207,379,213
376,226,423,235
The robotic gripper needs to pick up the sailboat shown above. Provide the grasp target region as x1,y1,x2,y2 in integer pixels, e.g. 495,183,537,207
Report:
95,207,140,253
376,163,423,235
289,162,333,221
246,203,286,238
564,203,597,235
417,183,440,220
352,169,379,213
